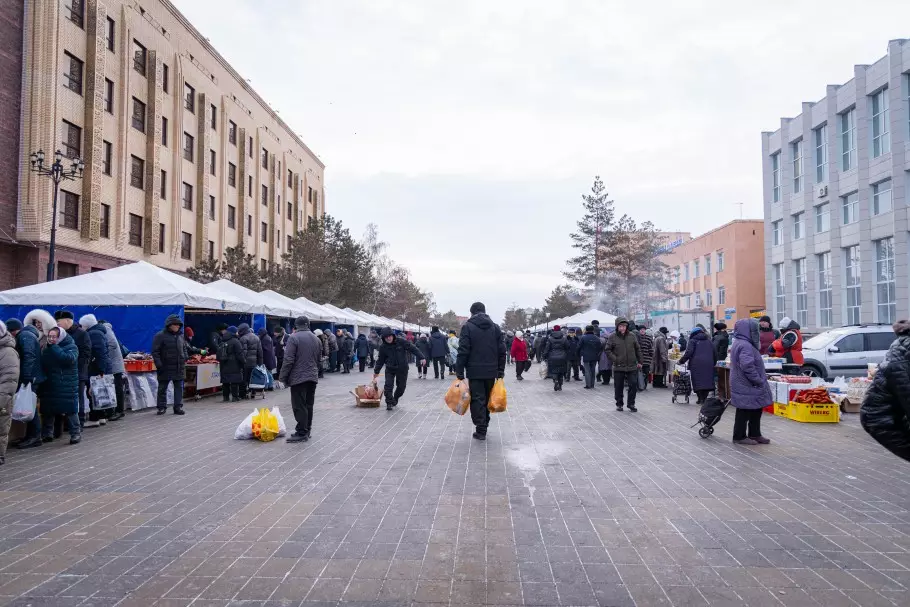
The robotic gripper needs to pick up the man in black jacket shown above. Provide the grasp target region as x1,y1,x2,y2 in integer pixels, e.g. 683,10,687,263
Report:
455,302,506,441
373,327,426,410
151,314,187,415
579,325,603,389
429,326,449,379
54,311,91,427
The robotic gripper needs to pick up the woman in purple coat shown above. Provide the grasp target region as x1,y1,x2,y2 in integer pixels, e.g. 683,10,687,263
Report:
729,318,773,445
678,326,716,403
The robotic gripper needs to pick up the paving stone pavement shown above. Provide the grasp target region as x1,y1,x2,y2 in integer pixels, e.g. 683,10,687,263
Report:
1,366,909,607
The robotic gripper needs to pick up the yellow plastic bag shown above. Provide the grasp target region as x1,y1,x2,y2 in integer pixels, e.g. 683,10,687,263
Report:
489,378,507,413
445,379,471,415
251,407,280,442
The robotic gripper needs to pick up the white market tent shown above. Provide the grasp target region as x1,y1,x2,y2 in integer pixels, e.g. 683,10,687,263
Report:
292,296,346,323
343,308,383,329
257,290,336,322
208,279,294,317
529,308,619,333
321,303,365,326
0,261,257,312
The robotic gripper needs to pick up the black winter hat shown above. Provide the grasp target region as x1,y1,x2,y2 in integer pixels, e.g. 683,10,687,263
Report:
759,315,772,324
294,315,310,329
659,327,668,334
5,318,22,332
54,310,74,320
714,322,727,331
470,302,486,314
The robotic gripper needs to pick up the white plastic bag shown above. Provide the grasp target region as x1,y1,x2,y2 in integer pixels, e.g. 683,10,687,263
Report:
538,361,548,379
89,375,117,410
12,383,37,422
234,406,287,440
273,406,287,437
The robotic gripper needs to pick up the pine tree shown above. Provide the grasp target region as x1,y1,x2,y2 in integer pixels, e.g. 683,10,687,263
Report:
603,216,672,321
564,176,614,297
544,284,584,319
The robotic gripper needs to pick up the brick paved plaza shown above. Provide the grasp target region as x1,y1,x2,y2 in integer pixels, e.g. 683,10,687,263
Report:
1,369,909,606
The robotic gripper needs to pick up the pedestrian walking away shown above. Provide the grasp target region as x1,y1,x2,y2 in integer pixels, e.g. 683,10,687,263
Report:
340,330,354,373
579,325,602,389
237,323,263,397
416,334,431,379
455,302,506,440
429,326,449,379
447,331,459,374
606,317,641,411
151,314,187,415
678,325,716,404
510,330,529,380
729,319,772,445
505,331,514,366
326,329,338,373
280,316,322,443
566,329,581,381
273,325,289,376
217,326,245,401
355,333,370,372
652,327,670,388
373,327,425,410
258,328,277,381
637,326,654,390
543,326,569,391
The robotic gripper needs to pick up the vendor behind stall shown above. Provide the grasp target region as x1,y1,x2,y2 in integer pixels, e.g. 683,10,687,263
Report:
768,317,803,374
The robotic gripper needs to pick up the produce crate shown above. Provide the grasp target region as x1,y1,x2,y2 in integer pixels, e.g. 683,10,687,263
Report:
784,400,840,423
124,359,155,372
351,385,381,408
773,402,789,417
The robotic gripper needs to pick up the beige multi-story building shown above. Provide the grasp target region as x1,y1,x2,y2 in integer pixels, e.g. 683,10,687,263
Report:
8,0,324,286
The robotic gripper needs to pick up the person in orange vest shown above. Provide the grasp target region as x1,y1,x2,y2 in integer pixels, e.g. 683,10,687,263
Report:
768,317,804,367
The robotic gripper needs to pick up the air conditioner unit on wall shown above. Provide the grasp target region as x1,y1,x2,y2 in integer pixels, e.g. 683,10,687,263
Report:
817,185,828,198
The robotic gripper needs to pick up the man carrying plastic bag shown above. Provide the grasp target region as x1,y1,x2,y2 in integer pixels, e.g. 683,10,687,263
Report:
454,302,506,441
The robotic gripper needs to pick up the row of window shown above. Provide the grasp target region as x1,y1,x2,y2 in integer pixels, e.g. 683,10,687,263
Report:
678,286,727,310
772,237,896,327
675,250,725,282
771,179,895,245
771,80,910,202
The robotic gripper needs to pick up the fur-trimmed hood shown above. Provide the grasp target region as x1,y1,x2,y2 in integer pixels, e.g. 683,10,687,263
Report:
893,320,910,336
24,309,57,336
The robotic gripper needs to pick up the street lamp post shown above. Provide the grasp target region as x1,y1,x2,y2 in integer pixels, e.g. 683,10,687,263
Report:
546,311,551,331
29,149,85,282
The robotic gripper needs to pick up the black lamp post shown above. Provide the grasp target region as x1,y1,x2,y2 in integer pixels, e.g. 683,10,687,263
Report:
29,149,85,281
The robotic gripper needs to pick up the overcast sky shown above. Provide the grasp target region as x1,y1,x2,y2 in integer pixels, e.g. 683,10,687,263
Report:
175,0,910,322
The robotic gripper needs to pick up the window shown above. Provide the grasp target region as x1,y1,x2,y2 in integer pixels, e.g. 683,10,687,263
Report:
129,213,142,246
102,140,112,175
209,195,215,220
792,212,804,240
261,184,268,206
817,252,832,328
60,191,79,229
774,263,786,324
815,202,830,233
65,0,83,27
227,205,236,229
873,180,892,215
130,155,144,189
210,104,216,130
705,289,713,307
63,51,83,94
907,74,910,138
57,262,78,279
867,332,895,352
683,263,690,281
131,97,146,132
871,88,890,158
106,17,115,51
261,147,268,170
772,220,781,246
247,214,252,236
228,162,236,187
184,82,195,113
845,245,861,325
288,169,293,187
183,132,194,162
228,120,237,145
814,124,828,183
694,291,702,308
716,250,725,272
842,192,859,225
704,254,711,275
840,108,856,171
277,229,281,248
100,204,110,239
694,259,700,278
277,195,281,215
61,120,81,159
159,223,165,253
104,78,113,113
684,294,691,309
287,201,292,217
156,117,166,148
209,150,216,176
718,285,726,305
162,63,169,93
794,258,807,328
875,237,896,323
835,334,864,353
248,136,253,157
771,152,781,202
248,176,252,196
261,221,267,242
791,139,803,194
160,169,168,199
182,182,193,210
307,186,313,202
208,240,215,260
132,39,146,76
181,232,191,260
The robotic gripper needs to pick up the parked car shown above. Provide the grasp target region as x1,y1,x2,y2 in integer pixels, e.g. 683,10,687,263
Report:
801,324,896,379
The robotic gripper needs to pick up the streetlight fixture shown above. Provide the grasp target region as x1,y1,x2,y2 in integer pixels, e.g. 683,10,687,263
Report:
30,149,85,281
546,311,552,331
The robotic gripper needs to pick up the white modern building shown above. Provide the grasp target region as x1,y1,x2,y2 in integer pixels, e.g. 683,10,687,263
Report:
762,39,910,333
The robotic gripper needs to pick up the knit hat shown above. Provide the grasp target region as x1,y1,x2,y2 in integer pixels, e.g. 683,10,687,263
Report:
184,326,194,339
314,329,323,336
553,325,561,331
226,325,238,335
79,314,99,330
54,310,74,321
759,315,772,324
469,302,486,314
5,318,22,332
713,322,727,331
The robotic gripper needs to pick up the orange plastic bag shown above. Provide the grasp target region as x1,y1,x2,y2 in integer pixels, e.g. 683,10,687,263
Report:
445,379,471,415
489,378,507,413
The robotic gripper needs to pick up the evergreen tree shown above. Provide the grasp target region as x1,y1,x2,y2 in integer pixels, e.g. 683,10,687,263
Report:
564,176,614,296
544,284,584,319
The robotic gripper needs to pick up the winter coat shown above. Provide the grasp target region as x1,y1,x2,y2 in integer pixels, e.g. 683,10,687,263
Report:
713,330,730,361
455,313,506,380
758,327,779,355
369,335,381,355
543,331,569,374
39,332,79,415
447,336,459,359
769,317,804,365
258,329,277,370
101,322,126,375
599,335,612,370
209,330,222,352
375,328,425,374
217,333,245,384
82,318,112,377
637,332,654,367
510,337,529,362
16,325,43,387
416,337,432,360
318,333,329,357
340,334,355,356
678,328,715,391
0,324,21,430
578,332,602,363
606,319,641,372
279,329,322,386
151,314,187,381
652,332,670,375
565,335,580,362
678,335,688,352
274,331,288,366
729,319,772,410
326,331,338,353
862,325,910,461
429,330,448,358
237,324,263,369
68,324,91,381
356,334,370,357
